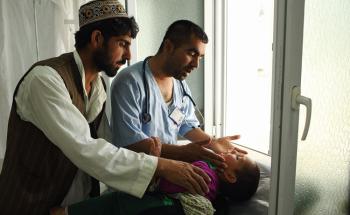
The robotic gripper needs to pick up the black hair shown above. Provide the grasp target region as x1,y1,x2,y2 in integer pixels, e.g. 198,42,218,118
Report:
75,17,139,50
220,162,260,201
157,19,208,53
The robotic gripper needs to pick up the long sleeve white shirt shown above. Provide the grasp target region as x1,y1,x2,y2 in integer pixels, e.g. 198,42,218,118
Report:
15,51,157,206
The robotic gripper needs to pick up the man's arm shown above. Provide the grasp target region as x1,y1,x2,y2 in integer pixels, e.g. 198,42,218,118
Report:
206,135,247,154
125,133,226,169
178,82,246,154
184,127,211,142
184,128,246,155
125,137,160,155
16,66,156,198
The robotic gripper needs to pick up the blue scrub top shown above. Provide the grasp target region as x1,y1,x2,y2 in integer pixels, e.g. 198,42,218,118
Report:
110,60,199,147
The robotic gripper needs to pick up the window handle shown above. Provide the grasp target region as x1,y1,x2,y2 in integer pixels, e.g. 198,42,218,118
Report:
291,86,312,140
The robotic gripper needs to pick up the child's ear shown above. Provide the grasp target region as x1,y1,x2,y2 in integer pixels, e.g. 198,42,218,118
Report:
224,171,237,183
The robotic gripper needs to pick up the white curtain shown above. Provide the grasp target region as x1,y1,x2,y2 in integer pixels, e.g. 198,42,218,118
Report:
0,0,85,159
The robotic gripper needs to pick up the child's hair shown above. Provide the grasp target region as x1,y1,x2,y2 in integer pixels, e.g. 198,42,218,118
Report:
220,162,260,201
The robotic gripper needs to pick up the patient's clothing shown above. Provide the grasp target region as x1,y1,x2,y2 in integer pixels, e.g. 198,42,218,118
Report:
159,160,219,201
69,191,185,215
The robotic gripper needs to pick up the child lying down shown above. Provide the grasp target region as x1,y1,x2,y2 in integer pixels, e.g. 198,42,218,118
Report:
156,152,260,215
50,141,260,215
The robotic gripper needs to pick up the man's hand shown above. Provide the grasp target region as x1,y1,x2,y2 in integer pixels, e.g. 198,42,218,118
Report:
126,137,162,155
207,135,247,154
149,136,162,157
155,157,210,196
180,139,227,169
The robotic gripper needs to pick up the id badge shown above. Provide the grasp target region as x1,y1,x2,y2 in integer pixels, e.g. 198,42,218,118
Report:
169,107,185,125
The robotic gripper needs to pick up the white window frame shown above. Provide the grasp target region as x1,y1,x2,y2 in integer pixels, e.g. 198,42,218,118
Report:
203,0,226,137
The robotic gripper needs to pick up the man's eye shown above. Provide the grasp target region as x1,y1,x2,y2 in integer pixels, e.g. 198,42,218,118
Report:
115,41,127,48
188,51,196,56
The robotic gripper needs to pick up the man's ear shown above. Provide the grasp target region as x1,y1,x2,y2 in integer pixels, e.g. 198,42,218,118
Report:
91,30,104,48
163,39,174,53
224,170,237,183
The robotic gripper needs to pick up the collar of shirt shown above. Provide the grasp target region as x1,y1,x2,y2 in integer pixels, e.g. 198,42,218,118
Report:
73,50,107,122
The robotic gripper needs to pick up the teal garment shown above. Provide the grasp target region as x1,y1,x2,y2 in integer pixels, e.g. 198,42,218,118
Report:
204,160,217,170
68,192,174,215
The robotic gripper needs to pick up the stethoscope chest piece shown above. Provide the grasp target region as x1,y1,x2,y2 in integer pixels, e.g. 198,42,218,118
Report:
142,112,151,123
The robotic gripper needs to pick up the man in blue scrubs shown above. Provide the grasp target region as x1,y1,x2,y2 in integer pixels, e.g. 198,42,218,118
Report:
111,20,245,168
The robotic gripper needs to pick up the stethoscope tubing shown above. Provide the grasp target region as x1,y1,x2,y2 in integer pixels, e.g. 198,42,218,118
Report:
141,56,197,124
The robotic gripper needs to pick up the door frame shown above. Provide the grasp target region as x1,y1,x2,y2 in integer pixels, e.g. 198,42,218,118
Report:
269,0,306,214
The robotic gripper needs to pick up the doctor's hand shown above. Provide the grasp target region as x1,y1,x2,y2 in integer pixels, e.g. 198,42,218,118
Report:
207,135,247,155
149,136,162,157
155,158,210,196
181,139,227,169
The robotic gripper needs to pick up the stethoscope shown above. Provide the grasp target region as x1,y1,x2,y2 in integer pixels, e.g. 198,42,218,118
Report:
141,56,200,125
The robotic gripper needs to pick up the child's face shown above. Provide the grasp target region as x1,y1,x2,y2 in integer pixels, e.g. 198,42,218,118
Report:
220,153,255,183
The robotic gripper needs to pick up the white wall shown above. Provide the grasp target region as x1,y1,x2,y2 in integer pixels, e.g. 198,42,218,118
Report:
0,0,83,160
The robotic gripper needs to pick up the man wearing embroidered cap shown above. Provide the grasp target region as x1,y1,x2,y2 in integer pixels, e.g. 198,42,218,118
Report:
79,0,128,28
0,1,211,214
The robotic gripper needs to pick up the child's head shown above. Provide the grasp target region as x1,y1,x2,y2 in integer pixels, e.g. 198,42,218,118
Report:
218,153,260,201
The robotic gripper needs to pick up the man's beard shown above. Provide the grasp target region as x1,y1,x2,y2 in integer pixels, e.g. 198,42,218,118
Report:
164,62,186,80
165,58,191,80
93,47,121,77
173,73,186,81
173,67,192,80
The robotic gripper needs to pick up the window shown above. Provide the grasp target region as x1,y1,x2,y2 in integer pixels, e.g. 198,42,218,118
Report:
225,0,274,154
204,0,274,153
